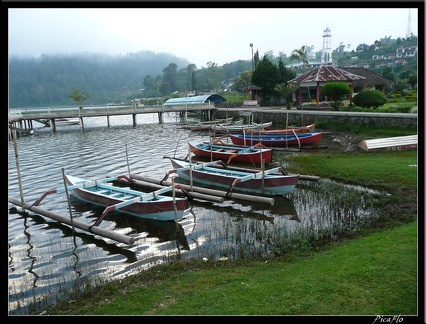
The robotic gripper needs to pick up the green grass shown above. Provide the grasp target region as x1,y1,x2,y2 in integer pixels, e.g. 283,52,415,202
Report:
41,221,418,315
284,150,418,190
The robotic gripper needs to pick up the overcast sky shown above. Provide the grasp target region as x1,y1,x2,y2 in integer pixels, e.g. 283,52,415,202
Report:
8,7,418,68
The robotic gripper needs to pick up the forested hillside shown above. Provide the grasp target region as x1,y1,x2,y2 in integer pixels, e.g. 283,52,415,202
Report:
8,51,192,108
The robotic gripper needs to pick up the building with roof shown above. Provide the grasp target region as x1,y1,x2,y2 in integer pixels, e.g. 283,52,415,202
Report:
288,65,367,106
288,65,395,107
163,94,226,107
341,67,394,95
241,84,262,103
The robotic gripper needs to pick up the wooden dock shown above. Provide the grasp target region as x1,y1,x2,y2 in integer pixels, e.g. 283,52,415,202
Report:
359,135,418,151
8,104,217,134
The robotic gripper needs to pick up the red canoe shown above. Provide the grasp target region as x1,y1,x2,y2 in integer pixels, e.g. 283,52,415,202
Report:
248,123,316,135
188,140,273,165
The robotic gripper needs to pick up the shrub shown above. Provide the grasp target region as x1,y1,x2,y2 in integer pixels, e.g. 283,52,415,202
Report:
320,82,351,111
405,91,417,102
352,90,387,109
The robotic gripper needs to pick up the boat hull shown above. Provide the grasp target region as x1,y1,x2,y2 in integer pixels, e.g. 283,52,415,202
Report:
170,159,299,196
229,132,323,147
65,175,187,221
188,141,273,164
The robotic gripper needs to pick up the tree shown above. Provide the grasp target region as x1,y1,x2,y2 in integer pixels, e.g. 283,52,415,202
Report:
187,64,197,91
159,82,170,96
232,70,252,93
191,71,197,93
407,73,417,89
290,45,309,66
162,63,178,93
254,50,260,70
290,46,310,100
205,61,224,91
380,66,395,81
251,55,280,104
277,58,296,83
69,87,92,109
320,82,351,111
143,75,157,90
392,80,409,95
274,83,299,109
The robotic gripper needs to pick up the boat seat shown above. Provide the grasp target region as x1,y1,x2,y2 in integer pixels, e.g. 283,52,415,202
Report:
109,193,124,198
215,148,224,152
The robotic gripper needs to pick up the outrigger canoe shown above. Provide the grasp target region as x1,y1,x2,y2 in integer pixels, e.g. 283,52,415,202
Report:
33,174,188,225
247,123,316,135
229,131,323,147
184,117,236,131
167,158,300,196
187,140,273,165
211,121,273,134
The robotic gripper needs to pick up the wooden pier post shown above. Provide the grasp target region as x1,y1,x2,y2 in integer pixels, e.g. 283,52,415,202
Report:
132,113,137,127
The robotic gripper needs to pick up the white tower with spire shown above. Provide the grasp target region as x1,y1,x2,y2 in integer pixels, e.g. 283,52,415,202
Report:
321,27,332,64
406,9,412,38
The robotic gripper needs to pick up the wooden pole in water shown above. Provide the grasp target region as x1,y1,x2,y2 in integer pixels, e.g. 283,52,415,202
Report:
188,150,194,192
209,131,213,162
174,135,182,159
62,168,75,233
286,113,289,150
8,197,135,245
171,176,179,233
125,144,131,177
11,130,26,214
261,159,265,195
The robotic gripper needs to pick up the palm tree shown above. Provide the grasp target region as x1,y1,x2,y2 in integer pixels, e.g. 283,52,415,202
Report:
290,45,309,66
274,83,299,109
290,46,311,101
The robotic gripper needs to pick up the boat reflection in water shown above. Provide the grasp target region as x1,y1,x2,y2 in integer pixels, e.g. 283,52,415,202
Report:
214,195,299,224
70,197,190,253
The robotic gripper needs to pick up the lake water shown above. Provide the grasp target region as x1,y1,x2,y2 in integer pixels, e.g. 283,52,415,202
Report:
8,112,384,315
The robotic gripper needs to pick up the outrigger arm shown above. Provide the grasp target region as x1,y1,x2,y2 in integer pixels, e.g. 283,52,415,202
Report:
32,175,133,206
92,184,180,227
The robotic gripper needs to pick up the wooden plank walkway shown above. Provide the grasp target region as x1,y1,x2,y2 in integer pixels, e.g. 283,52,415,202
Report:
359,135,418,151
8,104,216,134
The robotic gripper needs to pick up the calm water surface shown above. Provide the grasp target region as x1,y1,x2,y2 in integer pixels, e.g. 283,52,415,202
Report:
8,113,384,314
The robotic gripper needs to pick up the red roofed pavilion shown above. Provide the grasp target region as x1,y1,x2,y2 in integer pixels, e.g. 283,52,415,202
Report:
287,65,366,107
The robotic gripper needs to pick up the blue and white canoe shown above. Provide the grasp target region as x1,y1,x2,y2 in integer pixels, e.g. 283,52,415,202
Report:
34,174,187,224
168,158,300,196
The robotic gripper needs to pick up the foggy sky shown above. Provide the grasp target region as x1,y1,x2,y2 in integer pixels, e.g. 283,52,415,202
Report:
8,7,419,68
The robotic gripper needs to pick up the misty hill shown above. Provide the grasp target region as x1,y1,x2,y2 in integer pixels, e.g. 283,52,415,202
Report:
8,51,193,108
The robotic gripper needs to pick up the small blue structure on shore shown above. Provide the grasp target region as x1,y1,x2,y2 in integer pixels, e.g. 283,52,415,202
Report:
164,94,226,107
